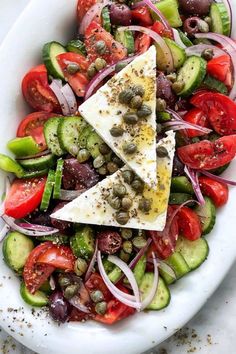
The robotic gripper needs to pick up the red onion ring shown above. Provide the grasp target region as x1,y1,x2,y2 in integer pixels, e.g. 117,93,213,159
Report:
200,170,236,186
61,84,78,114
172,29,186,49
17,223,59,232
128,238,152,270
50,80,71,116
79,0,111,35
185,44,225,58
159,260,176,280
184,166,205,205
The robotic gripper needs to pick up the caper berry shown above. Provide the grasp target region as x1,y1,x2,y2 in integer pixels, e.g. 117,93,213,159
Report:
121,228,133,240
77,148,90,163
95,301,107,315
137,104,152,118
107,196,121,210
115,211,130,225
201,48,214,61
156,98,167,112
156,146,169,158
93,155,105,169
110,126,124,137
107,162,119,174
204,16,212,26
121,197,133,211
138,198,152,212
64,284,80,300
115,62,127,72
99,143,111,155
172,81,185,94
113,183,127,198
67,62,80,74
87,63,97,78
122,240,133,254
132,236,147,249
95,40,107,55
129,95,143,109
123,112,138,125
58,276,71,288
166,73,177,83
197,19,209,33
122,142,137,155
74,258,88,276
119,89,135,104
131,178,144,193
112,156,123,167
132,85,145,97
94,57,107,71
156,123,162,134
98,165,108,175
90,290,104,303
119,249,130,263
122,169,134,184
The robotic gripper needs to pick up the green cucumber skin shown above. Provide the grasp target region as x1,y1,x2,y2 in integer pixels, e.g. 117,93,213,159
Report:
44,117,65,156
210,3,230,36
18,154,56,171
40,169,55,212
195,197,216,235
66,40,86,56
43,41,66,80
165,252,190,279
20,282,48,307
171,176,194,195
203,75,228,95
102,7,111,33
78,125,93,149
22,169,49,179
165,38,186,69
53,159,64,199
169,193,194,205
115,30,135,55
140,275,171,310
86,131,104,159
177,30,193,47
133,255,146,286
70,225,95,260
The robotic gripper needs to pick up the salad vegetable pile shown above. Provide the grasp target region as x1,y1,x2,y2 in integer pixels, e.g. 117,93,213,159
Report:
0,0,236,325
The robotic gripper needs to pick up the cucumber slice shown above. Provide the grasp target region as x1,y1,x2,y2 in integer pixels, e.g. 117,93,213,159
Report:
140,275,170,310
108,266,122,283
43,41,67,80
115,29,135,55
70,225,95,260
203,75,228,95
102,7,111,33
2,232,34,273
195,196,216,235
171,176,194,194
40,169,55,212
133,255,146,286
176,236,209,270
86,130,104,159
44,117,65,156
78,125,93,148
20,282,48,307
36,234,69,244
39,280,52,295
176,56,207,97
177,30,193,47
210,3,230,36
165,38,186,69
18,154,56,171
151,0,182,28
0,154,25,178
58,116,86,156
159,263,176,285
164,252,190,279
7,136,40,157
169,193,194,205
22,169,49,179
53,159,64,199
66,39,86,56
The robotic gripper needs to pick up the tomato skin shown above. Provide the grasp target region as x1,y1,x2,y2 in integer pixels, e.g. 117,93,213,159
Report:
17,111,59,151
22,65,61,113
85,273,112,302
199,176,228,207
151,21,173,39
23,242,55,294
207,54,232,87
134,33,151,54
37,245,76,271
4,177,46,219
177,135,236,170
183,108,210,138
191,91,236,136
77,0,97,23
131,6,153,26
174,206,202,241
85,21,127,64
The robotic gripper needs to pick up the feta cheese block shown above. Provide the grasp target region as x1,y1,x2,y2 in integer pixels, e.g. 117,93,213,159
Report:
51,131,175,231
79,46,157,188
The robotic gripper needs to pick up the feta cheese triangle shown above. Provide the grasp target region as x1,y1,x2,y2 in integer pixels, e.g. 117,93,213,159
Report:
79,46,157,188
51,132,175,231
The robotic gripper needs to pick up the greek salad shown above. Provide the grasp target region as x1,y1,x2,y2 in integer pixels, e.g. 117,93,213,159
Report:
0,0,236,325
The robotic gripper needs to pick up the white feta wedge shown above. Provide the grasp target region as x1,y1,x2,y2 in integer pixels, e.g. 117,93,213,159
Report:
51,132,175,231
79,46,157,188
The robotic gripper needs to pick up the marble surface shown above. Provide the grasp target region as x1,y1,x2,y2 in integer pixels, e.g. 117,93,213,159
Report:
0,1,236,353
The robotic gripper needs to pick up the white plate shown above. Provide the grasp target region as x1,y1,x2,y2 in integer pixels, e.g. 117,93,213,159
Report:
0,1,236,353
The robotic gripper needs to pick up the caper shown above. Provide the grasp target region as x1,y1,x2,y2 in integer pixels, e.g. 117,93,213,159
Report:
122,169,134,185
201,48,214,61
197,19,209,33
138,198,152,212
129,95,143,109
137,104,152,118
107,196,121,210
166,73,177,83
94,57,107,71
156,123,162,134
98,165,108,175
122,142,137,155
115,62,127,72
64,284,80,300
119,249,130,263
107,161,119,174
95,40,107,55
121,197,133,211
58,276,71,288
70,145,79,156
99,143,111,155
93,155,105,169
95,301,107,315
90,290,104,303
119,89,135,104
87,63,97,78
122,240,133,254
112,156,123,167
132,236,147,249
156,146,169,158
156,98,167,112
77,148,90,163
67,62,80,74
132,85,145,97
115,211,130,225
172,81,185,94
204,16,212,26
123,112,138,125
113,183,127,198
131,178,144,193
110,126,124,137
74,258,88,276
121,228,133,240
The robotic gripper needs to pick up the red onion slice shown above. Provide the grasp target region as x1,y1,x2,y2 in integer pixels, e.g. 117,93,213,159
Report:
141,0,172,34
200,170,236,186
59,189,87,201
79,0,111,35
172,29,186,49
184,166,205,205
85,239,98,281
185,44,225,58
17,223,58,232
50,80,71,116
140,253,159,310
159,260,176,280
49,275,56,291
0,224,10,242
128,238,152,270
61,84,78,114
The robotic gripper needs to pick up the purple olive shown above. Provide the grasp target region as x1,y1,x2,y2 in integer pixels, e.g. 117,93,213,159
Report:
97,230,122,254
156,73,177,107
26,211,52,226
172,154,185,177
51,203,73,233
49,291,70,323
178,0,212,15
63,159,99,189
109,3,132,26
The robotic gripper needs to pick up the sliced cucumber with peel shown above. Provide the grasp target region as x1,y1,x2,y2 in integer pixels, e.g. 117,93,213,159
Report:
210,2,230,36
66,39,86,56
171,176,194,195
43,41,67,80
115,29,135,55
169,192,194,205
20,282,48,307
40,169,55,212
86,130,104,159
18,154,56,171
102,7,111,33
53,159,64,199
140,275,170,310
164,252,190,279
176,236,209,270
44,117,65,156
58,116,86,156
195,197,216,235
165,38,186,69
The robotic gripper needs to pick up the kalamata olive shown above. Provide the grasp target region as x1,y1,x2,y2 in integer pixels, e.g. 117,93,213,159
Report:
49,291,70,323
27,210,52,226
178,0,212,15
97,230,122,254
172,154,185,177
63,159,99,189
183,17,209,36
156,73,177,107
51,203,73,233
109,3,132,26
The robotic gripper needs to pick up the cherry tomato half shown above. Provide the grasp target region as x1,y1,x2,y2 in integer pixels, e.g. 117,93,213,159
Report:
131,6,153,26
174,206,202,241
207,54,232,87
37,245,76,271
183,108,210,138
151,21,173,39
134,33,151,54
199,176,229,207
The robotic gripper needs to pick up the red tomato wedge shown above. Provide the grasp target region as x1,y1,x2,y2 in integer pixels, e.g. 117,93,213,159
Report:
85,21,127,64
23,242,55,294
174,206,202,241
191,91,236,136
22,65,61,113
151,21,173,39
183,108,210,138
17,111,59,151
199,176,229,207
4,177,46,219
177,135,236,170
134,33,151,54
57,52,90,97
77,0,97,23
37,245,76,271
207,54,232,87
131,6,153,26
